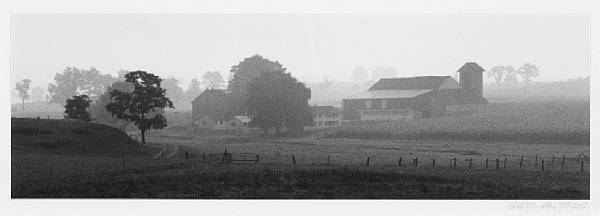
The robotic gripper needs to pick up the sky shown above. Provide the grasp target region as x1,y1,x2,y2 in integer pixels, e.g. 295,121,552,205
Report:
10,14,590,94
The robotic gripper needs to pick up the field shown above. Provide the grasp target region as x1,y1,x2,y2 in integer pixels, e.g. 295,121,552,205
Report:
10,79,591,199
11,99,590,198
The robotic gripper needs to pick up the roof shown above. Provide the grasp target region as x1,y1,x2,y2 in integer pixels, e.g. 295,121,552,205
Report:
344,89,433,100
457,62,485,72
368,76,453,91
312,106,339,114
233,115,251,123
191,89,227,104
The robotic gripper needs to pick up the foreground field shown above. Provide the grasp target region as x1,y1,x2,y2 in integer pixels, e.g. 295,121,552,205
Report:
12,153,589,199
11,99,590,199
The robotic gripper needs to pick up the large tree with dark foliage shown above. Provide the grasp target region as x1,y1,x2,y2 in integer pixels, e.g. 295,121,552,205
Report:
247,69,313,134
64,95,92,121
90,81,134,130
105,70,173,144
518,63,540,84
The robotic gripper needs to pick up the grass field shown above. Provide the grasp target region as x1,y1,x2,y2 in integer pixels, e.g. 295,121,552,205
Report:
11,98,590,199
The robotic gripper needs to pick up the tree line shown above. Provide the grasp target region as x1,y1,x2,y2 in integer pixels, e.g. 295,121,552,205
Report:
17,55,313,143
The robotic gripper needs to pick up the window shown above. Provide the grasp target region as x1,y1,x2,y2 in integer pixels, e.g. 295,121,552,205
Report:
365,100,372,108
381,100,387,108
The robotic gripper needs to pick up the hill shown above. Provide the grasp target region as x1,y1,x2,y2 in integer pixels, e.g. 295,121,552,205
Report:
11,118,156,157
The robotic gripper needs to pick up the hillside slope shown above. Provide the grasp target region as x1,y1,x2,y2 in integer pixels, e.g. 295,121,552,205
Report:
11,118,156,157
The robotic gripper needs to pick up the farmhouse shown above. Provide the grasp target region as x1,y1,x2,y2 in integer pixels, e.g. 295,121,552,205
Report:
342,62,488,121
308,105,342,128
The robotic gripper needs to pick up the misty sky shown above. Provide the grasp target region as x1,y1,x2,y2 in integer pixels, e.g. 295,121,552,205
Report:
11,14,590,91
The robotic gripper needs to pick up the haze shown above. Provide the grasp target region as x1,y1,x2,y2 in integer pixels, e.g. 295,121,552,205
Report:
11,14,590,93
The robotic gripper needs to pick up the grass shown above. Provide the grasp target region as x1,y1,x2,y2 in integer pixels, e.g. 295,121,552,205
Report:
11,99,590,199
330,101,589,144
12,155,589,199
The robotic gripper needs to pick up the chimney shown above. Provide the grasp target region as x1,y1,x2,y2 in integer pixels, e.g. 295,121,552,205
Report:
457,62,485,97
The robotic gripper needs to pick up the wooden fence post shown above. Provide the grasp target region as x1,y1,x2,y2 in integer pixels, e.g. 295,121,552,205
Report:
535,155,538,167
503,158,507,169
432,158,435,167
120,147,126,174
468,159,473,169
292,155,296,165
495,158,499,169
561,154,565,170
256,155,259,164
541,159,544,171
485,158,489,169
551,155,555,167
580,160,584,173
366,157,370,167
453,158,457,169
327,156,330,165
398,157,402,167
161,151,164,160
520,156,524,169
202,152,205,161
185,151,189,160
414,157,418,167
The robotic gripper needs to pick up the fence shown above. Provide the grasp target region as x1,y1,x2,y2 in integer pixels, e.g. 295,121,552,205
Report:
16,148,589,184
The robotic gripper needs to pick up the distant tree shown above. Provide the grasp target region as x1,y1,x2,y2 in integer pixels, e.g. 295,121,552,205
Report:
503,65,518,84
161,77,185,108
15,79,31,111
318,76,335,88
185,78,202,101
370,67,398,82
48,67,116,105
64,95,92,121
247,69,313,134
518,63,540,84
201,71,225,89
30,86,46,102
90,81,134,130
488,66,506,85
105,70,174,144
351,66,370,82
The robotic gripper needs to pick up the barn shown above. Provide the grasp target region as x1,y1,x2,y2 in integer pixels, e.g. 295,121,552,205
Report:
342,62,488,121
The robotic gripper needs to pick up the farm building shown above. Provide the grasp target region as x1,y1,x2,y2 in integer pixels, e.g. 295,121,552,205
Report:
342,62,488,121
307,105,342,129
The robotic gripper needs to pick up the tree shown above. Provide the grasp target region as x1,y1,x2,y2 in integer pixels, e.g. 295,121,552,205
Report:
228,55,286,115
105,70,174,144
370,67,398,82
185,78,202,101
90,81,134,130
162,77,185,108
351,66,370,82
201,71,225,89
15,79,31,111
518,63,540,84
488,66,506,85
30,86,46,102
64,95,92,121
48,67,116,105
247,69,313,134
229,55,284,95
318,76,335,88
503,65,518,84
